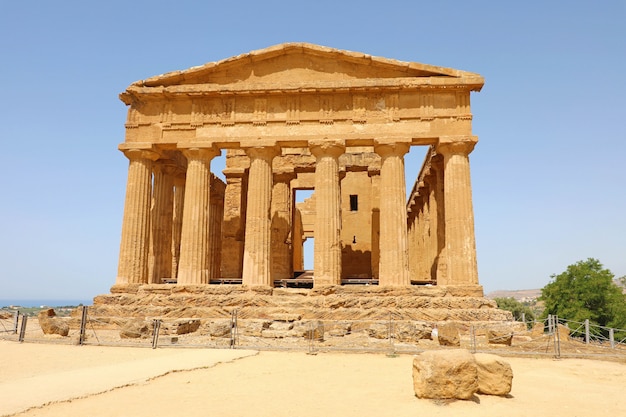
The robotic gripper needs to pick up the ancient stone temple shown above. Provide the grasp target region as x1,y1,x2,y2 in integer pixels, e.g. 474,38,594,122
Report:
90,43,511,333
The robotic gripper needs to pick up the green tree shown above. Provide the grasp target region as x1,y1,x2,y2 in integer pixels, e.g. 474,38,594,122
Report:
494,297,535,327
540,258,626,336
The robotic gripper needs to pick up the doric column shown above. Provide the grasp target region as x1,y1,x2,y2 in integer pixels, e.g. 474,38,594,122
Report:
430,154,447,282
177,146,220,284
436,136,479,285
374,140,411,286
209,176,225,280
242,146,280,286
171,173,185,279
310,139,345,286
220,169,247,278
149,161,176,283
271,171,296,280
116,148,159,284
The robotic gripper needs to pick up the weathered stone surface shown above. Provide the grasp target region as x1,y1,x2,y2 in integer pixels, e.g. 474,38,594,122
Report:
531,322,545,337
487,325,513,346
120,319,149,339
474,353,513,396
207,320,232,338
437,323,460,346
367,323,391,339
38,309,69,337
394,322,433,342
175,319,201,335
412,350,478,400
327,321,351,337
557,324,570,340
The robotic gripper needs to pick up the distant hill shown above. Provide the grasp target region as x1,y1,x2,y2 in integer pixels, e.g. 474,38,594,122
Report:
486,289,541,302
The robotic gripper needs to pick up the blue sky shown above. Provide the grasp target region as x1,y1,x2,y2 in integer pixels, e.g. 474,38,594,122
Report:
1,1,624,300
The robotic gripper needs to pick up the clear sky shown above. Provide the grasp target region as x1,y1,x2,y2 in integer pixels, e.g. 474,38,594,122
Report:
1,1,624,300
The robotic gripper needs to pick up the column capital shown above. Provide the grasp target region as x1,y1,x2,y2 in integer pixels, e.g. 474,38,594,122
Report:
181,146,221,161
309,139,345,158
374,141,410,158
273,170,296,183
121,148,159,162
243,145,281,161
436,135,478,155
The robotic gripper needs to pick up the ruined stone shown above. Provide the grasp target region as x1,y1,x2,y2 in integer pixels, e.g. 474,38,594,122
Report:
207,320,232,338
38,309,69,337
412,350,478,400
175,319,201,335
474,353,513,396
394,322,433,342
487,325,513,346
120,319,149,339
367,323,391,339
437,323,460,346
327,321,351,337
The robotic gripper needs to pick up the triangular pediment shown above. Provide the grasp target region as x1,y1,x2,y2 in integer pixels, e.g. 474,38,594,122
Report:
131,43,482,89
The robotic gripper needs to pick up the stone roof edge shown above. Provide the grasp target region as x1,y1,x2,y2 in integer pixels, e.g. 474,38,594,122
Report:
127,42,483,88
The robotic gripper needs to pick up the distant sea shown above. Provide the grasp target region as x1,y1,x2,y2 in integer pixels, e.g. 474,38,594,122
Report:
0,299,92,308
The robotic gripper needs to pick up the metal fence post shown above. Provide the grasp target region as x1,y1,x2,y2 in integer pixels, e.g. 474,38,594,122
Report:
609,328,615,349
521,312,526,324
584,319,590,344
151,319,161,349
230,310,238,349
554,315,561,358
18,315,27,342
13,311,20,334
78,305,88,345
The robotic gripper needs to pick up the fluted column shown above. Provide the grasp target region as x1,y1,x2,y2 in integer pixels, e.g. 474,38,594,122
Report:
271,171,296,280
437,136,479,285
150,161,176,283
430,154,447,282
116,148,159,284
171,174,185,279
310,139,345,286
177,147,220,284
242,146,280,286
209,177,225,280
375,140,411,286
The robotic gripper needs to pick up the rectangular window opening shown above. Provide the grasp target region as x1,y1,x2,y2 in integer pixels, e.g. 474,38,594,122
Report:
350,194,358,211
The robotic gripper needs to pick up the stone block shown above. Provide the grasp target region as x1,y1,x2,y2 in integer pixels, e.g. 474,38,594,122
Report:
38,309,69,337
474,353,513,396
367,323,390,339
120,319,149,339
269,321,294,331
531,322,545,337
175,319,201,335
394,322,432,342
437,323,460,346
327,321,351,337
487,325,513,346
208,320,232,338
412,350,478,400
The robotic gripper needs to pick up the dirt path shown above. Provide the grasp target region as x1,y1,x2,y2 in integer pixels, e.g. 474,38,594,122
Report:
2,341,625,417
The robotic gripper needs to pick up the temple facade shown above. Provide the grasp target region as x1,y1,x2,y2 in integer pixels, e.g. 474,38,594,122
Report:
115,43,483,291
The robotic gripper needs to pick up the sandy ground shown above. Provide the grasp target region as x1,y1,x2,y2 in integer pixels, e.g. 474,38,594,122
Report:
1,340,625,417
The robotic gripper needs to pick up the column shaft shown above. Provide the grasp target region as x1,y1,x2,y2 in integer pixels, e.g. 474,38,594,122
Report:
438,137,479,285
271,172,295,280
242,146,280,286
171,175,185,279
310,140,345,286
150,162,175,283
116,149,158,284
375,142,411,286
177,147,220,284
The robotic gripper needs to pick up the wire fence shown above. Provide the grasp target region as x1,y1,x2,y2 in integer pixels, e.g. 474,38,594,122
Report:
1,308,625,360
